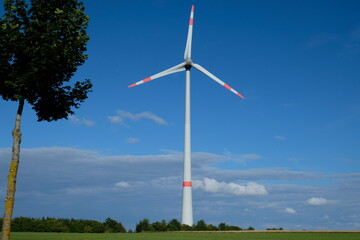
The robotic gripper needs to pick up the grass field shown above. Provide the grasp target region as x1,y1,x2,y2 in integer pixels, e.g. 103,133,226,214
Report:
9,231,360,240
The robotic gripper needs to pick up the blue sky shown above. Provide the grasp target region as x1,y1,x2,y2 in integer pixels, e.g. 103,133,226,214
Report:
1,0,360,231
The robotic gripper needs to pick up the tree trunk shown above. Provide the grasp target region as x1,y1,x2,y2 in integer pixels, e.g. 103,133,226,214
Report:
1,99,24,240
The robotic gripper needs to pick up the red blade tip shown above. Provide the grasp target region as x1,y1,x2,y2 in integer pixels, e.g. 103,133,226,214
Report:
237,93,245,99
128,83,136,88
191,5,194,12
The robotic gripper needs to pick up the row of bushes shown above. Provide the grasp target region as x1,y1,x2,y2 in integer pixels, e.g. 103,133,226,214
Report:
1,217,269,233
135,218,255,232
0,217,126,233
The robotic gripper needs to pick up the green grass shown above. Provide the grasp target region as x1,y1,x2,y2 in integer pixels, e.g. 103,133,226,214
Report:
10,232,360,240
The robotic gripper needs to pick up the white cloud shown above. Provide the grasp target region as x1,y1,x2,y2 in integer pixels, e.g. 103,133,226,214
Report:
275,135,287,141
307,197,328,206
0,148,326,181
102,151,228,164
127,137,139,144
108,110,167,125
62,187,107,195
103,153,182,163
285,208,296,214
69,116,94,126
115,181,129,188
207,167,321,181
83,120,95,126
62,182,130,195
212,151,262,163
193,178,268,196
108,115,122,124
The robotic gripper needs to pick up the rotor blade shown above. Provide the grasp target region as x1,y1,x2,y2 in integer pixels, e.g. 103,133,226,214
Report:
184,5,194,60
128,62,186,87
192,63,245,99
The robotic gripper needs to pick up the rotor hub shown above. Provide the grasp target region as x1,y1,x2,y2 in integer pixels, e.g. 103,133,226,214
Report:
185,59,193,70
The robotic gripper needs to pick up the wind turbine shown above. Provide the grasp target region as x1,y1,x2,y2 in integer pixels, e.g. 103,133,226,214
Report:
128,5,245,226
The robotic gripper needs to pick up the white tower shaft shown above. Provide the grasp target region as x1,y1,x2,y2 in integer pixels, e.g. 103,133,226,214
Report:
181,69,193,226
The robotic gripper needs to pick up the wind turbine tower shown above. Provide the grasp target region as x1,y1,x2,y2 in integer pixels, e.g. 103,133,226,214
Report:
128,5,245,226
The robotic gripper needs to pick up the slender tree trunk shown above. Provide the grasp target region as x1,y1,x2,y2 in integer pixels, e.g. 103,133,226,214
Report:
1,99,24,240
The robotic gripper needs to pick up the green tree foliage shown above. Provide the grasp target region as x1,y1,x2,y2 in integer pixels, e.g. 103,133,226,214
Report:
152,220,167,232
180,224,194,231
0,0,92,120
218,222,242,231
167,219,181,231
5,217,250,233
227,225,242,230
135,218,153,232
134,218,246,232
0,1,92,239
195,219,207,231
65,219,105,233
104,217,126,233
4,217,125,233
206,224,219,231
218,222,227,231
267,227,283,230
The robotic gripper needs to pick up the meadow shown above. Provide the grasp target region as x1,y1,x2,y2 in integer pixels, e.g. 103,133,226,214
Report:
9,231,360,240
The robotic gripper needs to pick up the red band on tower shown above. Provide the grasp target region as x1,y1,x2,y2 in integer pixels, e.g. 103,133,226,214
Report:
183,181,192,187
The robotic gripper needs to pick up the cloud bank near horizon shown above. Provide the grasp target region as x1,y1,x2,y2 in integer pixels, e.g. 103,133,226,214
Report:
0,147,359,230
193,178,268,196
307,197,328,206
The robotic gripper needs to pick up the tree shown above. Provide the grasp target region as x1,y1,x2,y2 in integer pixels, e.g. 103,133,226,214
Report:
104,217,126,233
180,224,193,231
167,219,181,231
152,220,167,232
218,222,242,231
195,219,207,231
206,224,218,231
227,225,242,231
218,222,228,231
0,0,92,239
267,227,283,231
135,219,153,232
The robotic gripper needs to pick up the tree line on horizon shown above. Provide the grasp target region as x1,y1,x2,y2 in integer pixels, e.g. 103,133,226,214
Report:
0,217,261,233
0,217,125,233
0,217,288,233
135,218,255,232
